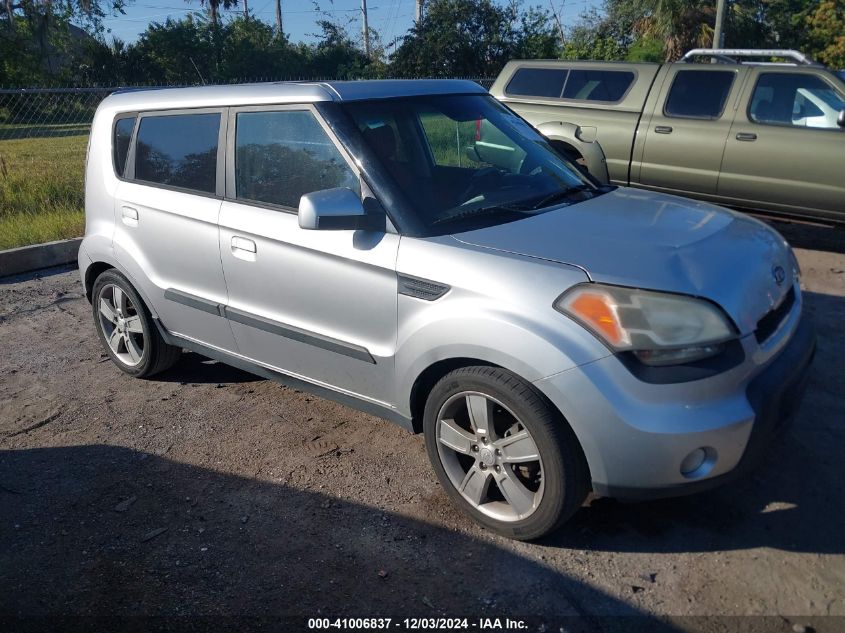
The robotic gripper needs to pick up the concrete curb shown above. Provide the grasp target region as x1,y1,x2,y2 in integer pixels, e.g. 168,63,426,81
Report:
0,238,82,278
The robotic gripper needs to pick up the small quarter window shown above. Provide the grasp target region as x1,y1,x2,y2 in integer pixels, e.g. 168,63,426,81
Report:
665,70,735,119
506,68,568,99
113,116,135,178
235,110,360,209
134,113,220,193
561,69,635,102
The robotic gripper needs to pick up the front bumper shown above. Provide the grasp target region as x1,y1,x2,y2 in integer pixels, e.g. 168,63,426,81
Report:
534,316,816,500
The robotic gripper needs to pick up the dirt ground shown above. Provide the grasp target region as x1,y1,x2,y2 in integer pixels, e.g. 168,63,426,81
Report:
1,220,844,632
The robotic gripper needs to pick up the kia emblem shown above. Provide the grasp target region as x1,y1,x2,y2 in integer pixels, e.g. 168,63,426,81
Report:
772,265,786,286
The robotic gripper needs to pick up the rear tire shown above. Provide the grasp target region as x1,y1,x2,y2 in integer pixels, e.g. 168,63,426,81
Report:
92,269,181,378
423,366,589,540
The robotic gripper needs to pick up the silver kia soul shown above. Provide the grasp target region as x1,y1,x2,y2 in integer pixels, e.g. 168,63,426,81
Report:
80,80,815,539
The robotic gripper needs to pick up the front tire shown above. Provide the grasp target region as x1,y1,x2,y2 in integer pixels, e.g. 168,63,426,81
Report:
423,366,589,540
92,269,181,378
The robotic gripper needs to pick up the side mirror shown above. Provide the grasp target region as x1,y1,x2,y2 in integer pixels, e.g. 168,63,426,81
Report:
838,108,845,128
298,187,377,231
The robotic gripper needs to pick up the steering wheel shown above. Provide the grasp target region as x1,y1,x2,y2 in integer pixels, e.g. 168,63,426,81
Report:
458,167,504,205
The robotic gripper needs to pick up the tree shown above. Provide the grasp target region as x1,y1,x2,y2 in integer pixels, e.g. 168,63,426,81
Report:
805,0,845,67
390,0,558,78
188,0,238,29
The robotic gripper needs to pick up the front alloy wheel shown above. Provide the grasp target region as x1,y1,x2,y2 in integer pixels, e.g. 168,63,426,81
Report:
436,392,544,522
424,366,588,540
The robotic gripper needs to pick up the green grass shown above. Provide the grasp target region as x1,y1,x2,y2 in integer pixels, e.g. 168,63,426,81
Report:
0,133,87,250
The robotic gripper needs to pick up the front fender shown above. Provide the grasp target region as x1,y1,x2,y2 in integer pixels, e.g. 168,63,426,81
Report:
535,121,610,184
394,300,610,420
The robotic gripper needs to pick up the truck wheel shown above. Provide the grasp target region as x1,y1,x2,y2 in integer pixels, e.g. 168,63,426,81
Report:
423,366,589,540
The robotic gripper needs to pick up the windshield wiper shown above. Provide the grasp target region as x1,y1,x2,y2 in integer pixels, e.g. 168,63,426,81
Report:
431,204,530,227
526,184,595,210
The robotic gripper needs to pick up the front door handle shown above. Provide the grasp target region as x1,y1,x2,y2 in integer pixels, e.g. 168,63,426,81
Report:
121,206,138,227
654,125,673,134
736,132,758,142
232,235,258,261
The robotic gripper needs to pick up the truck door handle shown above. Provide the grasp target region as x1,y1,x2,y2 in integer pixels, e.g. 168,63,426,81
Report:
654,126,673,134
736,132,757,141
121,206,138,227
231,236,256,254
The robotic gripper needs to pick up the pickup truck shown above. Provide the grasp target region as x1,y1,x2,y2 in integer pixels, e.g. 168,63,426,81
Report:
489,49,845,225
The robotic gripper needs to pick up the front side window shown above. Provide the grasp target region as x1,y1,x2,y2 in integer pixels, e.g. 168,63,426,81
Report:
134,113,220,193
749,73,845,129
113,116,135,178
342,95,601,236
664,70,735,119
235,109,360,209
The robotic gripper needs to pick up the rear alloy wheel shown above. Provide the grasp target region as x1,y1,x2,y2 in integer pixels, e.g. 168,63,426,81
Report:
424,366,588,540
92,270,181,378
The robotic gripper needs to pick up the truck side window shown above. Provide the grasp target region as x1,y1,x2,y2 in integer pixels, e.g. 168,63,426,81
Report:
234,110,360,210
134,113,220,193
113,116,135,178
505,68,568,99
664,70,735,119
749,73,845,129
562,70,635,102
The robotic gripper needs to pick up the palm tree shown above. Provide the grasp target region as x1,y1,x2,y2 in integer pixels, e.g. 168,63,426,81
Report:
637,0,713,61
189,0,238,28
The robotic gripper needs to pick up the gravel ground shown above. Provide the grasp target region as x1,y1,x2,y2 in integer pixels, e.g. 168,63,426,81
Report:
1,221,843,632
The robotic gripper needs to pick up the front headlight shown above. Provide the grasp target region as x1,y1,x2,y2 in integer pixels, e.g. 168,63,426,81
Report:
555,283,736,366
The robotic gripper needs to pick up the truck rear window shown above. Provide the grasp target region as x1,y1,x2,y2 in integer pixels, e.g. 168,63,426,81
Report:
506,68,568,99
506,67,634,103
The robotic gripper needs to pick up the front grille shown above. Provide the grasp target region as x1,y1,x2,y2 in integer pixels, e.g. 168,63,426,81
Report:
755,286,795,344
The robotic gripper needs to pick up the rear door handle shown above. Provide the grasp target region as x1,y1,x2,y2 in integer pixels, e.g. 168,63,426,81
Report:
736,132,757,141
121,206,138,227
654,126,673,134
231,236,257,254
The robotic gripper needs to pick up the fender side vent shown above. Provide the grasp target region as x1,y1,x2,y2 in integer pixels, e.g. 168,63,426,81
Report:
398,274,450,301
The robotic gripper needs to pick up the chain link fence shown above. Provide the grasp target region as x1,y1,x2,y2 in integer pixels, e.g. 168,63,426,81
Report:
0,77,494,250
0,77,495,141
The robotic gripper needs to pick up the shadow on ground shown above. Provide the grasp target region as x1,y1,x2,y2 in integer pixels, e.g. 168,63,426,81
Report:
0,444,674,630
768,219,845,255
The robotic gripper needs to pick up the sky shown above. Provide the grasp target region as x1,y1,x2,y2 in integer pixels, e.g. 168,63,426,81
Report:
99,0,599,47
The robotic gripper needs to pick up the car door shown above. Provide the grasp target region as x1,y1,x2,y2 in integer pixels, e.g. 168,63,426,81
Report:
635,66,742,195
718,68,845,222
113,108,238,352
218,105,400,406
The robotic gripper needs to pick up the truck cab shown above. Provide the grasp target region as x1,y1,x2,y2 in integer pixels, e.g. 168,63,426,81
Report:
491,49,845,224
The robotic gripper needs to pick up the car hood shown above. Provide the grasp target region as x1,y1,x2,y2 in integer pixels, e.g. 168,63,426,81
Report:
451,187,795,335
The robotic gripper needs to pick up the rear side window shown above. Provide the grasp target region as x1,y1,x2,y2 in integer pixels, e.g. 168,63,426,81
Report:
506,68,568,99
134,113,220,193
113,116,135,178
562,70,635,102
664,70,735,119
234,110,360,209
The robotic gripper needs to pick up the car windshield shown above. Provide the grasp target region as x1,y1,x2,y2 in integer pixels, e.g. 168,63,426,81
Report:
340,94,605,236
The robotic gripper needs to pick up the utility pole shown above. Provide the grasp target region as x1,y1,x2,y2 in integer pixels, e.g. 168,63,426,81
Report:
713,0,726,48
243,0,248,20
275,0,283,36
362,0,371,58
549,0,565,50
415,0,423,23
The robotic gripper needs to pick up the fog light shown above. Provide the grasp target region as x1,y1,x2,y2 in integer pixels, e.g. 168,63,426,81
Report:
680,448,707,476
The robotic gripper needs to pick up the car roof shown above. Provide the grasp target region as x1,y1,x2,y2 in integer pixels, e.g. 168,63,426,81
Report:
101,79,488,113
